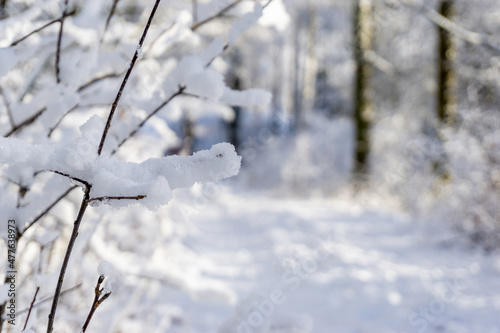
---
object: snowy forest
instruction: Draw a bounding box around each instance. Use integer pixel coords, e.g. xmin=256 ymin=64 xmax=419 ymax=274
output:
xmin=0 ymin=0 xmax=499 ymax=332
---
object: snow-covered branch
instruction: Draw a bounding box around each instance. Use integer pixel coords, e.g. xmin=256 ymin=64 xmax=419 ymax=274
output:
xmin=400 ymin=0 xmax=500 ymax=53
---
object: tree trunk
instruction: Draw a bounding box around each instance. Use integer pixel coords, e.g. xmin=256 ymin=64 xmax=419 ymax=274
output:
xmin=1 ymin=0 xmax=7 ymax=19
xmin=302 ymin=0 xmax=318 ymax=116
xmin=353 ymin=0 xmax=374 ymax=175
xmin=227 ymin=50 xmax=243 ymax=151
xmin=292 ymin=8 xmax=303 ymax=130
xmin=229 ymin=77 xmax=241 ymax=151
xmin=437 ymin=0 xmax=457 ymax=125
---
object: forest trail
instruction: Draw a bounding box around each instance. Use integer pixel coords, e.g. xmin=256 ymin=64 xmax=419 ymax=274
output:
xmin=169 ymin=190 xmax=500 ymax=333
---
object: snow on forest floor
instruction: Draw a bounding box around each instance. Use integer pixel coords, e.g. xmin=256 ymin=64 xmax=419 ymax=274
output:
xmin=135 ymin=188 xmax=500 ymax=333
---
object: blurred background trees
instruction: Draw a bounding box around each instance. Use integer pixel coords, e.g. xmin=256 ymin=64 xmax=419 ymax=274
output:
xmin=223 ymin=0 xmax=500 ymax=246
xmin=1 ymin=0 xmax=499 ymax=244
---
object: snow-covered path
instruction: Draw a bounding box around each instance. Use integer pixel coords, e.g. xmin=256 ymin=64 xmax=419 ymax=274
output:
xmin=163 ymin=190 xmax=500 ymax=333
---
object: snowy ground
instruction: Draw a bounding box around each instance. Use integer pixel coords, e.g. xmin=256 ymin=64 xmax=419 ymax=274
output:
xmin=117 ymin=187 xmax=500 ymax=333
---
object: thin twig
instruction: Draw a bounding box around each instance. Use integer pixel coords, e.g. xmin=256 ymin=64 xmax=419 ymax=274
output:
xmin=51 ymin=170 xmax=91 ymax=187
xmin=47 ymin=104 xmax=78 ymax=138
xmin=22 ymin=186 xmax=78 ymax=235
xmin=0 ymin=86 xmax=14 ymax=128
xmin=22 ymin=287 xmax=40 ymax=331
xmin=55 ymin=0 xmax=70 ymax=83
xmin=4 ymin=107 xmax=46 ymax=137
xmin=144 ymin=22 xmax=176 ymax=55
xmin=46 ymin=185 xmax=91 ymax=333
xmin=89 ymin=195 xmax=146 ymax=203
xmin=78 ymin=72 xmax=123 ymax=92
xmin=10 ymin=10 xmax=76 ymax=47
xmin=97 ymin=0 xmax=163 ymax=156
xmin=50 ymin=103 xmax=128 ymax=137
xmin=112 ymin=86 xmax=185 ymax=153
xmin=16 ymin=284 xmax=82 ymax=315
xmin=202 ymin=0 xmax=276 ymax=67
xmin=263 ymin=0 xmax=273 ymax=9
xmin=82 ymin=275 xmax=111 ymax=332
xmin=191 ymin=0 xmax=243 ymax=31
xmin=102 ymin=0 xmax=121 ymax=42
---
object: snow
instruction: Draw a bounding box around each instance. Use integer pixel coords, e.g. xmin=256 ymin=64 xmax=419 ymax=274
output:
xmin=98 ymin=260 xmax=122 ymax=293
xmin=199 ymin=37 xmax=225 ymax=65
xmin=158 ymin=190 xmax=500 ymax=333
xmin=39 ymin=85 xmax=80 ymax=129
xmin=0 ymin=116 xmax=241 ymax=210
xmin=227 ymin=4 xmax=263 ymax=46
xmin=0 ymin=47 xmax=17 ymax=77
xmin=166 ymin=55 xmax=225 ymax=100
xmin=162 ymin=47 xmax=272 ymax=108
xmin=258 ymin=0 xmax=291 ymax=32
xmin=136 ymin=45 xmax=143 ymax=59
xmin=98 ymin=260 xmax=114 ymax=277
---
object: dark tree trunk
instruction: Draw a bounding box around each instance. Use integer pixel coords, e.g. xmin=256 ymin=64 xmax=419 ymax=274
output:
xmin=229 ymin=77 xmax=241 ymax=151
xmin=227 ymin=50 xmax=243 ymax=151
xmin=437 ymin=0 xmax=457 ymax=125
xmin=353 ymin=0 xmax=374 ymax=176
xmin=1 ymin=0 xmax=7 ymax=19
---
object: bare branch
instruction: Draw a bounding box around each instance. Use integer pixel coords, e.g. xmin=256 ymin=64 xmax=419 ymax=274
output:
xmin=364 ymin=50 xmax=397 ymax=76
xmin=4 ymin=107 xmax=46 ymax=137
xmin=112 ymin=85 xmax=185 ymax=153
xmin=97 ymin=0 xmax=163 ymax=156
xmin=82 ymin=275 xmax=111 ymax=332
xmin=191 ymin=0 xmax=243 ymax=31
xmin=22 ymin=287 xmax=40 ymax=331
xmin=46 ymin=185 xmax=91 ymax=333
xmin=144 ymin=22 xmax=176 ymax=55
xmin=263 ymin=0 xmax=274 ymax=9
xmin=55 ymin=0 xmax=70 ymax=83
xmin=10 ymin=10 xmax=76 ymax=47
xmin=78 ymin=72 xmax=123 ymax=92
xmin=102 ymin=0 xmax=121 ymax=41
xmin=16 ymin=284 xmax=82 ymax=315
xmin=0 ymin=86 xmax=14 ymax=128
xmin=49 ymin=103 xmax=125 ymax=138
xmin=51 ymin=170 xmax=91 ymax=187
xmin=89 ymin=195 xmax=147 ymax=202
xmin=47 ymin=104 xmax=79 ymax=138
xmin=22 ymin=186 xmax=78 ymax=235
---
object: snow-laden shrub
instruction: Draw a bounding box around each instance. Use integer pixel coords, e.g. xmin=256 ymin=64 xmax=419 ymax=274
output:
xmin=0 ymin=0 xmax=273 ymax=331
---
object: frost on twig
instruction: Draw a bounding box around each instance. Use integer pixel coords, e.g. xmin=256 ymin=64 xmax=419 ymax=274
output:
xmin=0 ymin=116 xmax=242 ymax=211
xmin=82 ymin=261 xmax=122 ymax=332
